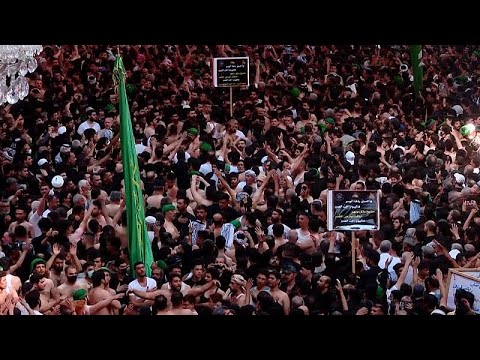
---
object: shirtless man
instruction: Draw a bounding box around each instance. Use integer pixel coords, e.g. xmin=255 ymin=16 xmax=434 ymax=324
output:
xmin=153 ymin=294 xmax=169 ymax=315
xmin=133 ymin=274 xmax=212 ymax=308
xmin=70 ymin=288 xmax=124 ymax=315
xmin=29 ymin=273 xmax=63 ymax=314
xmin=160 ymin=271 xmax=192 ymax=296
xmin=295 ymin=212 xmax=316 ymax=255
xmin=162 ymin=204 xmax=180 ymax=240
xmin=146 ymin=184 xmax=165 ymax=210
xmin=57 ymin=265 xmax=85 ymax=298
xmin=267 ymin=270 xmax=291 ymax=315
xmin=99 ymin=267 xmax=116 ymax=296
xmin=47 ymin=253 xmax=67 ymax=287
xmin=165 ymin=173 xmax=179 ymax=200
xmin=88 ymin=270 xmax=122 ymax=315
xmin=0 ymin=258 xmax=22 ymax=295
xmin=165 ymin=291 xmax=196 ymax=315
xmin=68 ymin=206 xmax=94 ymax=244
xmin=106 ymin=191 xmax=122 ymax=218
xmin=8 ymin=208 xmax=35 ymax=239
xmin=78 ymin=261 xmax=95 ymax=291
xmin=0 ymin=271 xmax=8 ymax=309
xmin=89 ymin=200 xmax=108 ymax=228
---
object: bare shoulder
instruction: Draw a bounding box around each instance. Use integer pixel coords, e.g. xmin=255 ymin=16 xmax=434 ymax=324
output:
xmin=44 ymin=278 xmax=55 ymax=287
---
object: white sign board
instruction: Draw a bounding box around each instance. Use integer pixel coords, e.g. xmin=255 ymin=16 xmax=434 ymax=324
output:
xmin=212 ymin=57 xmax=249 ymax=88
xmin=446 ymin=269 xmax=480 ymax=314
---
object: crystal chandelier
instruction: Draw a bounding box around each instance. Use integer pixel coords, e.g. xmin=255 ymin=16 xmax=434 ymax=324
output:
xmin=0 ymin=45 xmax=43 ymax=105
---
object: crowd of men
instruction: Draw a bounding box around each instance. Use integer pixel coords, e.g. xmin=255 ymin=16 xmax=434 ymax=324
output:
xmin=0 ymin=44 xmax=479 ymax=315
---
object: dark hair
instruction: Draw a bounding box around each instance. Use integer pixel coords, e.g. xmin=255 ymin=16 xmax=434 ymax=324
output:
xmin=153 ymin=295 xmax=168 ymax=312
xmin=14 ymin=225 xmax=27 ymax=238
xmin=133 ymin=261 xmax=144 ymax=270
xmin=455 ymin=288 xmax=475 ymax=307
xmin=91 ymin=270 xmax=106 ymax=287
xmin=25 ymin=289 xmax=41 ymax=309
xmin=171 ymin=290 xmax=184 ymax=307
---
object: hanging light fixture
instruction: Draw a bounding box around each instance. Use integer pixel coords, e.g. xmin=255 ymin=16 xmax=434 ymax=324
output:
xmin=0 ymin=45 xmax=43 ymax=105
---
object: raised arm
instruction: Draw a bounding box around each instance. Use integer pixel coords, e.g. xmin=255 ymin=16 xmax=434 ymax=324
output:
xmin=396 ymin=253 xmax=413 ymax=289
xmin=9 ymin=243 xmax=31 ymax=274
xmin=90 ymin=293 xmax=125 ymax=315
xmin=69 ymin=243 xmax=83 ymax=272
xmin=45 ymin=243 xmax=62 ymax=272
xmin=111 ymin=200 xmax=125 ymax=227
xmin=130 ymin=288 xmax=167 ymax=301
xmin=436 ymin=268 xmax=448 ymax=309
xmin=214 ymin=169 xmax=238 ymax=209
xmin=335 ymin=279 xmax=349 ymax=313
xmin=97 ymin=194 xmax=114 ymax=227
xmin=70 ymin=206 xmax=94 ymax=243
xmin=186 ymin=279 xmax=215 ymax=297
xmin=252 ymin=171 xmax=273 ymax=209
xmin=190 ymin=175 xmax=211 ymax=207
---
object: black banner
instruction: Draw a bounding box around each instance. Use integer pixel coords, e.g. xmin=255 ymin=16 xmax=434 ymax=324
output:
xmin=327 ymin=190 xmax=380 ymax=231
xmin=213 ymin=57 xmax=249 ymax=87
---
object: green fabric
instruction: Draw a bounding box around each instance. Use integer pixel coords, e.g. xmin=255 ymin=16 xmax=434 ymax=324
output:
xmin=460 ymin=125 xmax=472 ymax=136
xmin=393 ymin=75 xmax=404 ymax=86
xmin=156 ymin=260 xmax=167 ymax=270
xmin=114 ymin=56 xmax=154 ymax=278
xmin=30 ymin=258 xmax=46 ymax=272
xmin=325 ymin=117 xmax=335 ymax=125
xmin=200 ymin=142 xmax=213 ymax=152
xmin=187 ymin=128 xmax=198 ymax=136
xmin=318 ymin=123 xmax=328 ymax=134
xmin=420 ymin=118 xmax=435 ymax=129
xmin=162 ymin=204 xmax=176 ymax=213
xmin=72 ymin=288 xmax=87 ymax=301
xmin=125 ymin=83 xmax=137 ymax=96
xmin=105 ymin=104 xmax=115 ymax=113
xmin=291 ymin=87 xmax=301 ymax=98
xmin=230 ymin=219 xmax=241 ymax=229
xmin=410 ymin=45 xmax=423 ymax=98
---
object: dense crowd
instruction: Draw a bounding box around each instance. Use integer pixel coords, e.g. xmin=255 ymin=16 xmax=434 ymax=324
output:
xmin=0 ymin=44 xmax=479 ymax=315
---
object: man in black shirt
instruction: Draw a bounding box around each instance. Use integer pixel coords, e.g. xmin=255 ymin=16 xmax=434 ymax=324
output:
xmin=173 ymin=196 xmax=196 ymax=238
xmin=31 ymin=217 xmax=54 ymax=259
xmin=184 ymin=262 xmax=207 ymax=288
xmin=207 ymin=192 xmax=238 ymax=223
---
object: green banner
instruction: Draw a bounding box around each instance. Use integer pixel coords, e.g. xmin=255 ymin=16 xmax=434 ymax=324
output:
xmin=410 ymin=45 xmax=423 ymax=97
xmin=114 ymin=56 xmax=153 ymax=277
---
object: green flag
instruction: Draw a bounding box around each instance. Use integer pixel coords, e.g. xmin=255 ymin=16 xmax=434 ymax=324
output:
xmin=114 ymin=56 xmax=154 ymax=277
xmin=410 ymin=45 xmax=423 ymax=97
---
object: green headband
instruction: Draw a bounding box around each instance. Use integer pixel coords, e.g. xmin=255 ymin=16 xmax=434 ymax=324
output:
xmin=162 ymin=204 xmax=176 ymax=213
xmin=30 ymin=258 xmax=46 ymax=272
xmin=72 ymin=288 xmax=87 ymax=301
xmin=187 ymin=128 xmax=199 ymax=136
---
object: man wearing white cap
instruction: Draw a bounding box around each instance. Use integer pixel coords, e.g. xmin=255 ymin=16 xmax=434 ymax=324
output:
xmin=236 ymin=170 xmax=257 ymax=192
xmin=345 ymin=151 xmax=355 ymax=166
xmin=453 ymin=173 xmax=466 ymax=188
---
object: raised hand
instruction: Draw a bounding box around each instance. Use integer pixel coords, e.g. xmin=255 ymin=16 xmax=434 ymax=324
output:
xmin=255 ymin=226 xmax=265 ymax=238
xmin=53 ymin=243 xmax=61 ymax=256
xmin=335 ymin=279 xmax=344 ymax=292
xmin=246 ymin=278 xmax=254 ymax=291
xmin=69 ymin=243 xmax=77 ymax=257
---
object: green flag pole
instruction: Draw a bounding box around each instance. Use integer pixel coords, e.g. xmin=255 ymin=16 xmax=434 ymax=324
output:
xmin=113 ymin=55 xmax=154 ymax=277
xmin=410 ymin=45 xmax=423 ymax=98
